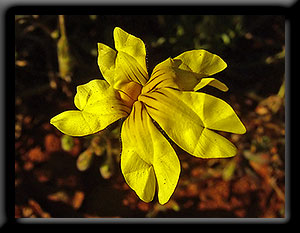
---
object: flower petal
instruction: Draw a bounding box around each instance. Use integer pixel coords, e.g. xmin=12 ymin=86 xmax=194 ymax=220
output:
xmin=121 ymin=101 xmax=180 ymax=204
xmin=114 ymin=27 xmax=148 ymax=77
xmin=191 ymin=92 xmax=246 ymax=134
xmin=97 ymin=43 xmax=118 ymax=86
xmin=97 ymin=27 xmax=149 ymax=88
xmin=116 ymin=51 xmax=148 ymax=86
xmin=193 ymin=77 xmax=228 ymax=92
xmin=174 ymin=49 xmax=227 ymax=78
xmin=51 ymin=79 xmax=129 ymax=136
xmin=150 ymin=55 xmax=228 ymax=92
xmin=121 ymin=148 xmax=156 ymax=203
xmin=139 ymin=88 xmax=245 ymax=158
xmin=50 ymin=110 xmax=101 ymax=136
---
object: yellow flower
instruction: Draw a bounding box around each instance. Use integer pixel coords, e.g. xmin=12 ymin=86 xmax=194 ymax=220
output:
xmin=50 ymin=27 xmax=246 ymax=205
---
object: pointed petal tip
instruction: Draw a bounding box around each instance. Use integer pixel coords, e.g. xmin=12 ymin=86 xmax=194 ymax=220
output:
xmin=114 ymin=26 xmax=122 ymax=32
xmin=239 ymin=124 xmax=247 ymax=134
xmin=216 ymin=54 xmax=227 ymax=71
xmin=230 ymin=121 xmax=247 ymax=135
xmin=113 ymin=27 xmax=126 ymax=39
xmin=233 ymin=119 xmax=247 ymax=135
xmin=221 ymin=82 xmax=229 ymax=92
xmin=49 ymin=116 xmax=57 ymax=125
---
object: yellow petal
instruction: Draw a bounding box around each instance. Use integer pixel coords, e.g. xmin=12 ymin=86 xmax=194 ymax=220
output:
xmin=121 ymin=148 xmax=156 ymax=203
xmin=174 ymin=49 xmax=227 ymax=77
xmin=150 ymin=55 xmax=228 ymax=92
xmin=50 ymin=110 xmax=100 ymax=136
xmin=193 ymin=77 xmax=228 ymax=92
xmin=114 ymin=27 xmax=148 ymax=78
xmin=192 ymin=92 xmax=246 ymax=134
xmin=97 ymin=43 xmax=118 ymax=87
xmin=51 ymin=79 xmax=129 ymax=136
xmin=116 ymin=51 xmax=148 ymax=86
xmin=142 ymin=62 xmax=179 ymax=94
xmin=139 ymin=88 xmax=246 ymax=158
xmin=97 ymin=27 xmax=149 ymax=88
xmin=74 ymin=79 xmax=107 ymax=110
xmin=192 ymin=128 xmax=237 ymax=158
xmin=121 ymin=101 xmax=180 ymax=204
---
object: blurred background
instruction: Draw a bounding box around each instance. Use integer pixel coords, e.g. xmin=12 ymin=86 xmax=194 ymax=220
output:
xmin=15 ymin=15 xmax=285 ymax=218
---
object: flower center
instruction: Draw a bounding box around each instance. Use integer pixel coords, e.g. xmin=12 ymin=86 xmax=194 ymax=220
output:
xmin=118 ymin=81 xmax=142 ymax=108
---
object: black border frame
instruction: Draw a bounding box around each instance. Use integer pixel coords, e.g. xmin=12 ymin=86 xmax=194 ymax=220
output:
xmin=5 ymin=3 xmax=296 ymax=227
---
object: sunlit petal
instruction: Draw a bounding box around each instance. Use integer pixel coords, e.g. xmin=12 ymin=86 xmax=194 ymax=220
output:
xmin=50 ymin=110 xmax=100 ymax=136
xmin=193 ymin=77 xmax=228 ymax=92
xmin=121 ymin=101 xmax=180 ymax=204
xmin=97 ymin=28 xmax=149 ymax=88
xmin=51 ymin=79 xmax=129 ymax=136
xmin=97 ymin=43 xmax=118 ymax=86
xmin=114 ymin=27 xmax=148 ymax=78
xmin=174 ymin=49 xmax=227 ymax=77
xmin=139 ymin=88 xmax=245 ymax=158
xmin=150 ymin=53 xmax=228 ymax=92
